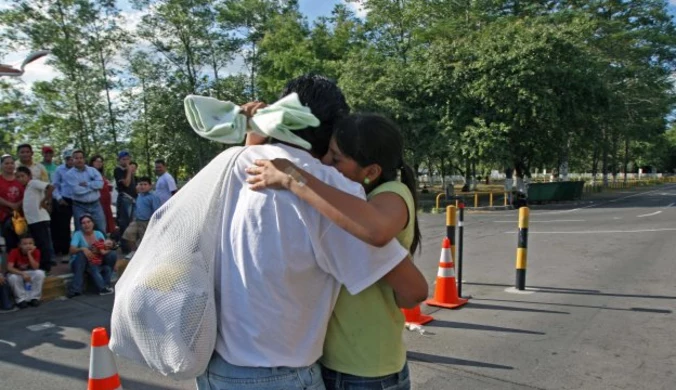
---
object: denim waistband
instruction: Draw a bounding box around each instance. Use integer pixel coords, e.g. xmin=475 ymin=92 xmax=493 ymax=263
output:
xmin=73 ymin=199 xmax=99 ymax=206
xmin=321 ymin=361 xmax=409 ymax=386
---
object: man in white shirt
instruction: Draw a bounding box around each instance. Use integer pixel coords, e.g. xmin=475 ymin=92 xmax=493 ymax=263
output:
xmin=196 ymin=75 xmax=427 ymax=390
xmin=15 ymin=166 xmax=53 ymax=272
xmin=153 ymin=159 xmax=177 ymax=205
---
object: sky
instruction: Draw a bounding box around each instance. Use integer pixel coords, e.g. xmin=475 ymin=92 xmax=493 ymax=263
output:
xmin=0 ymin=0 xmax=366 ymax=87
xmin=0 ymin=0 xmax=673 ymax=89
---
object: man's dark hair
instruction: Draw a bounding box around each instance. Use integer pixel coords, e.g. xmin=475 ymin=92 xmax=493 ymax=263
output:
xmin=154 ymin=159 xmax=166 ymax=166
xmin=138 ymin=176 xmax=152 ymax=184
xmin=276 ymin=74 xmax=350 ymax=158
xmin=16 ymin=166 xmax=32 ymax=177
xmin=72 ymin=149 xmax=85 ymax=158
xmin=17 ymin=143 xmax=32 ymax=153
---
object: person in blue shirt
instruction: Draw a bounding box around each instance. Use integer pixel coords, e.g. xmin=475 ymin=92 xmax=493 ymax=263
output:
xmin=64 ymin=150 xmax=106 ymax=233
xmin=51 ymin=149 xmax=74 ymax=256
xmin=122 ymin=176 xmax=160 ymax=259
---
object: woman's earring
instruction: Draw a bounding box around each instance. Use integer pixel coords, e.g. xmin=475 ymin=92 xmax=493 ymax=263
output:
xmin=364 ymin=177 xmax=371 ymax=185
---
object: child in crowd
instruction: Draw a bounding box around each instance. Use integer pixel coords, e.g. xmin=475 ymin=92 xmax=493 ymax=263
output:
xmin=122 ymin=177 xmax=160 ymax=259
xmin=87 ymin=238 xmax=116 ymax=296
xmin=15 ymin=166 xmax=54 ymax=272
xmin=6 ymin=235 xmax=45 ymax=308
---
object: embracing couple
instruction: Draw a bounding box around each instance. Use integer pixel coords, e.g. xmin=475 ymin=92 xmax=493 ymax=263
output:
xmin=197 ymin=74 xmax=428 ymax=390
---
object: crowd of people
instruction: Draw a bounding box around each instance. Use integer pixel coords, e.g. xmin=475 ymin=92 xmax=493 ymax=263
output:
xmin=0 ymin=145 xmax=177 ymax=311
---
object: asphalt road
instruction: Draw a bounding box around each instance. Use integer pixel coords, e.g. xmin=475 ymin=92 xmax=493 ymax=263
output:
xmin=406 ymin=184 xmax=676 ymax=389
xmin=1 ymin=184 xmax=674 ymax=390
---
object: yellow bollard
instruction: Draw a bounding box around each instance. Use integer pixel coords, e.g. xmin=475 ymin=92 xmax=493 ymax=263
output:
xmin=489 ymin=192 xmax=494 ymax=208
xmin=446 ymin=206 xmax=457 ymax=262
xmin=435 ymin=193 xmax=444 ymax=212
xmin=515 ymin=207 xmax=529 ymax=290
xmin=504 ymin=192 xmax=508 ymax=207
xmin=455 ymin=199 xmax=459 ymax=208
xmin=474 ymin=192 xmax=479 ymax=208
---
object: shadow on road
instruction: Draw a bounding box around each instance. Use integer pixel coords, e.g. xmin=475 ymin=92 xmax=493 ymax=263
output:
xmin=0 ymin=296 xmax=186 ymax=389
xmin=465 ymin=282 xmax=676 ymax=300
xmin=473 ymin=298 xmax=672 ymax=315
xmin=407 ymin=351 xmax=513 ymax=370
xmin=460 ymin=301 xmax=569 ymax=315
xmin=427 ymin=320 xmax=545 ymax=335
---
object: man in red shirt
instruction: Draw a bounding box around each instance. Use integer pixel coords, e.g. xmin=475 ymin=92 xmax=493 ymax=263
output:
xmin=6 ymin=235 xmax=45 ymax=308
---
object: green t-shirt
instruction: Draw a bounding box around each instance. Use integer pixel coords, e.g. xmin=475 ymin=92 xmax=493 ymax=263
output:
xmin=43 ymin=162 xmax=57 ymax=182
xmin=321 ymin=180 xmax=415 ymax=377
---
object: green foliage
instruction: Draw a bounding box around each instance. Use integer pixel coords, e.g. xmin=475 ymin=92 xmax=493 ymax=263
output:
xmin=1 ymin=0 xmax=675 ymax=181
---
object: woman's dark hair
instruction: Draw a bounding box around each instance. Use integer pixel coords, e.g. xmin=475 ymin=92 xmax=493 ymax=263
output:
xmin=0 ymin=154 xmax=13 ymax=163
xmin=89 ymin=154 xmax=104 ymax=174
xmin=79 ymin=214 xmax=94 ymax=224
xmin=333 ymin=113 xmax=422 ymax=254
xmin=276 ymin=74 xmax=350 ymax=158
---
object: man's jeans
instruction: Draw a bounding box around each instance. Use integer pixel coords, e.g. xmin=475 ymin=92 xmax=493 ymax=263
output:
xmin=321 ymin=362 xmax=410 ymax=390
xmin=196 ymin=353 xmax=325 ymax=390
xmin=72 ymin=200 xmax=106 ymax=233
xmin=116 ymin=195 xmax=134 ymax=252
xmin=69 ymin=252 xmax=117 ymax=295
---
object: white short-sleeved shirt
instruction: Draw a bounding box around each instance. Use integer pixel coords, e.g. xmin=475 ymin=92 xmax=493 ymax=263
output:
xmin=215 ymin=144 xmax=408 ymax=368
xmin=155 ymin=172 xmax=177 ymax=205
xmin=23 ymin=179 xmax=51 ymax=224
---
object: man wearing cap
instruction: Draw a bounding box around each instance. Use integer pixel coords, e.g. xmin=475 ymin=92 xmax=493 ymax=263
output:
xmin=41 ymin=146 xmax=57 ymax=182
xmin=16 ymin=144 xmax=49 ymax=183
xmin=51 ymin=149 xmax=74 ymax=256
xmin=113 ymin=151 xmax=136 ymax=253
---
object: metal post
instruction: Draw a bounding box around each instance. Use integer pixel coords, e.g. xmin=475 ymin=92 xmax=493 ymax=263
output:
xmin=474 ymin=192 xmax=478 ymax=208
xmin=435 ymin=193 xmax=444 ymax=212
xmin=457 ymin=201 xmax=465 ymax=298
xmin=489 ymin=192 xmax=494 ymax=208
xmin=515 ymin=207 xmax=529 ymax=290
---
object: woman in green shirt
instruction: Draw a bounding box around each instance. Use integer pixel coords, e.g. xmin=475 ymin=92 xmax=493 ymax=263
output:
xmin=246 ymin=113 xmax=423 ymax=390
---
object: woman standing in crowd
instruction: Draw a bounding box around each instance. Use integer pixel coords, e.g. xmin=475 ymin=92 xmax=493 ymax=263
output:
xmin=0 ymin=154 xmax=25 ymax=252
xmin=90 ymin=155 xmax=116 ymax=235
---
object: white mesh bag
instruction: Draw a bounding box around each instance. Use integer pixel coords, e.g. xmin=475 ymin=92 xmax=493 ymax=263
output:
xmin=109 ymin=146 xmax=246 ymax=380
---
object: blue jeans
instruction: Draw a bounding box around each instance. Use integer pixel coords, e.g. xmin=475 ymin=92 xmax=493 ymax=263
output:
xmin=87 ymin=263 xmax=112 ymax=292
xmin=196 ymin=353 xmax=325 ymax=390
xmin=69 ymin=251 xmax=117 ymax=294
xmin=321 ymin=362 xmax=410 ymax=390
xmin=72 ymin=200 xmax=106 ymax=233
xmin=116 ymin=195 xmax=134 ymax=252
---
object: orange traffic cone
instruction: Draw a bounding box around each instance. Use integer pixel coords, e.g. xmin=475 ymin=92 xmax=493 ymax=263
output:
xmin=425 ymin=237 xmax=468 ymax=309
xmin=401 ymin=305 xmax=434 ymax=325
xmin=88 ymin=327 xmax=123 ymax=390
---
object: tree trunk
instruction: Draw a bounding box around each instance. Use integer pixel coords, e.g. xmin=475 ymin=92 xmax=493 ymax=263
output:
xmin=141 ymin=77 xmax=152 ymax=177
xmin=98 ymin=44 xmax=118 ymax=149
xmin=250 ymin=40 xmax=257 ymax=99
xmin=591 ymin=144 xmax=599 ymax=184
xmin=623 ymin=137 xmax=630 ymax=183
